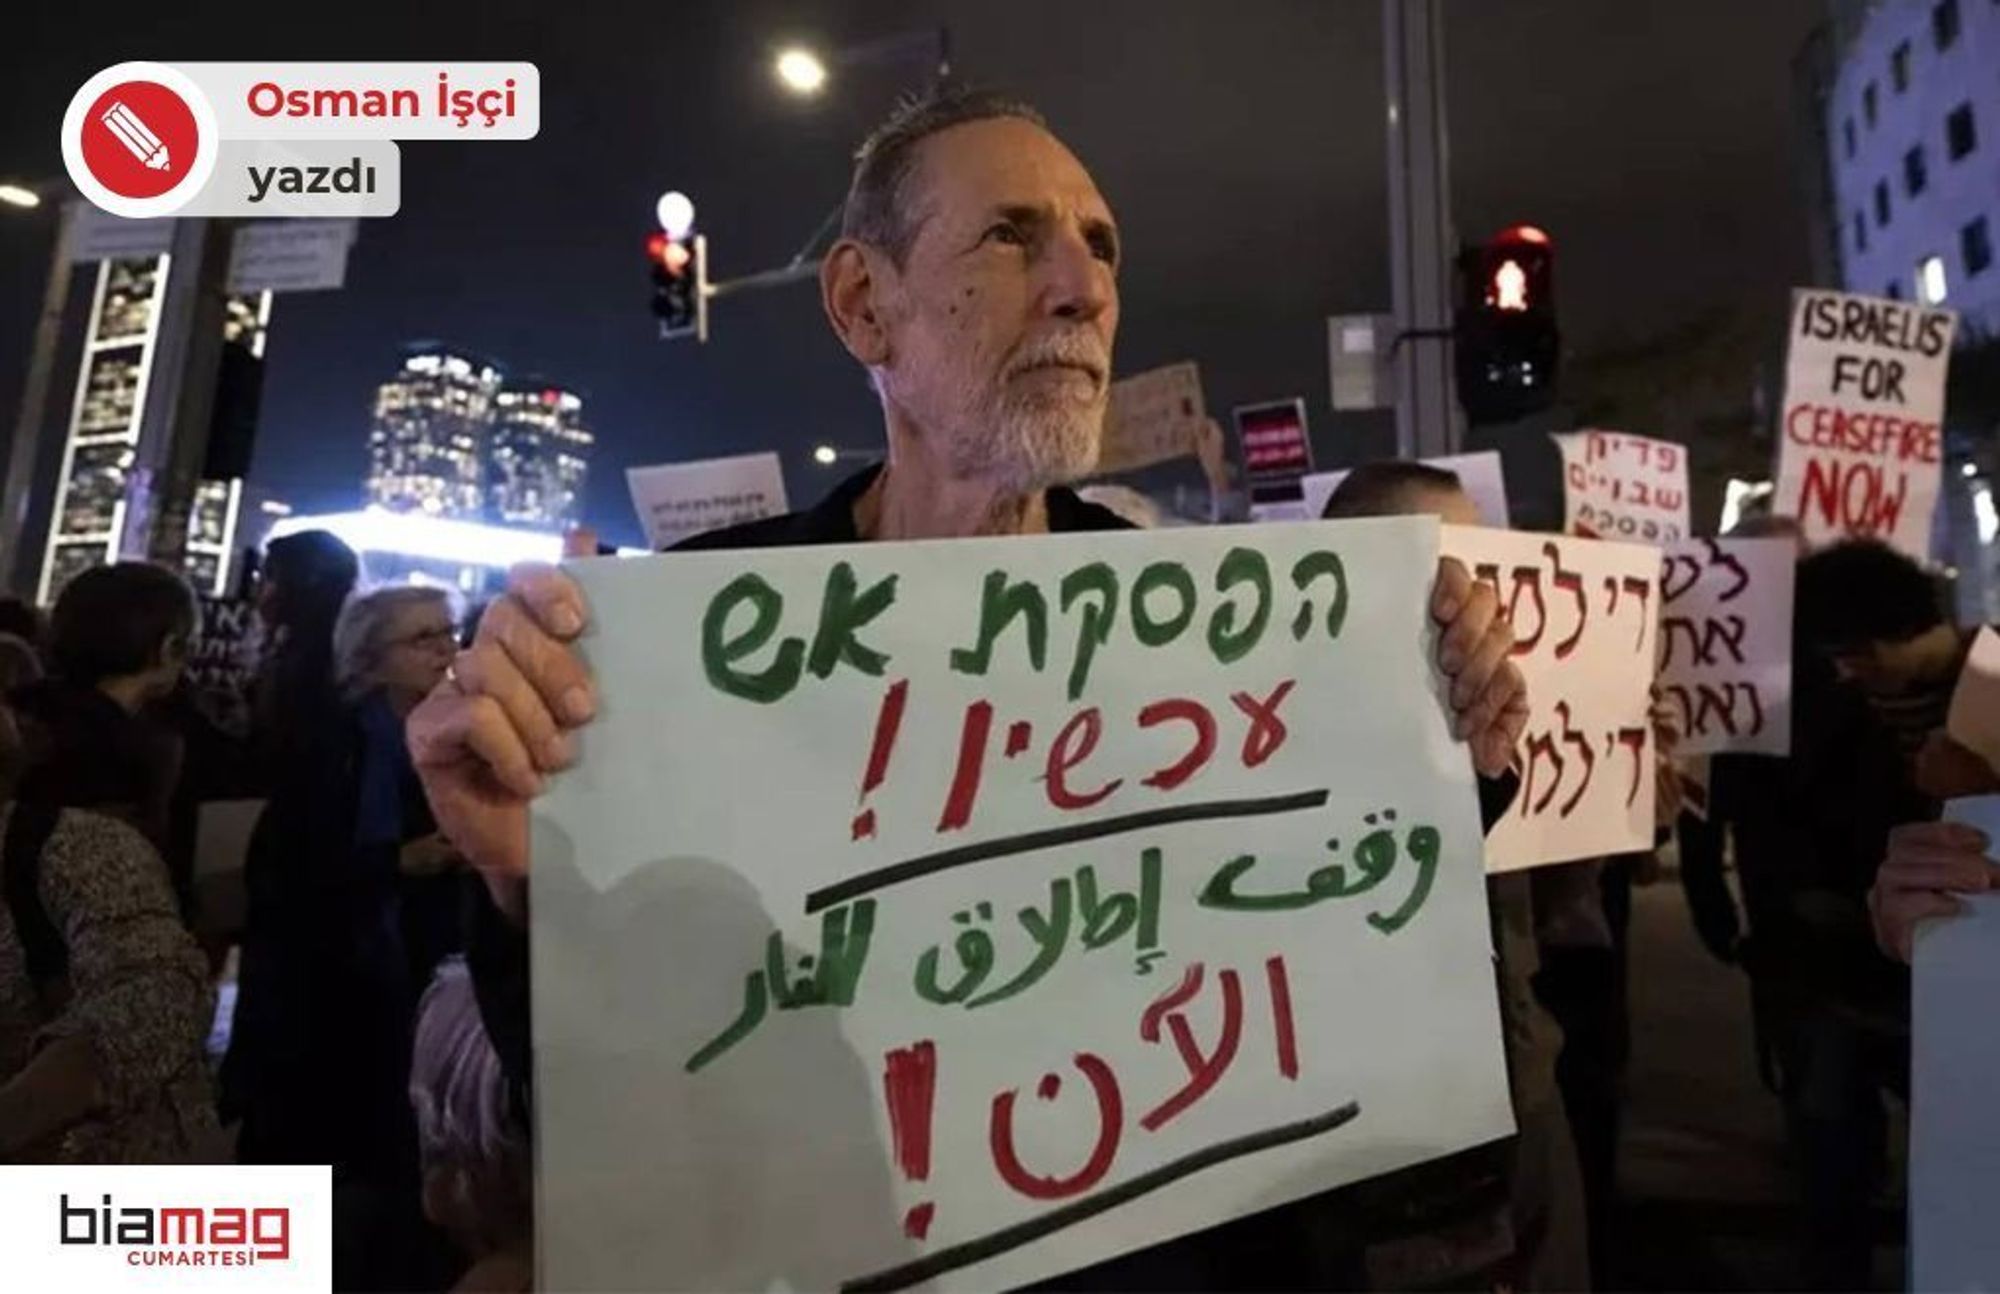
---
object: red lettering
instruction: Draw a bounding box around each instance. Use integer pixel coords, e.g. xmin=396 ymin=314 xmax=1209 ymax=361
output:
xmin=1231 ymin=680 xmax=1297 ymax=769
xmin=989 ymin=1054 xmax=1123 ymax=1200
xmin=1137 ymin=698 xmax=1217 ymax=791
xmin=936 ymin=701 xmax=994 ymax=832
xmin=1044 ymin=708 xmax=1123 ymax=810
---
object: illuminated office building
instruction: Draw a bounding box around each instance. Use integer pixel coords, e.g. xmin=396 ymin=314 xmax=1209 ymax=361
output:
xmin=364 ymin=345 xmax=501 ymax=519
xmin=489 ymin=382 xmax=591 ymax=528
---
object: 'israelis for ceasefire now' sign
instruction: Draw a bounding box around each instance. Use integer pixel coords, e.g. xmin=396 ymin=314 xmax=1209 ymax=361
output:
xmin=1775 ymin=289 xmax=1956 ymax=559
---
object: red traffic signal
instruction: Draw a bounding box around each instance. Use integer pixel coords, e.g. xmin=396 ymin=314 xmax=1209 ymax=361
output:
xmin=1455 ymin=224 xmax=1559 ymax=424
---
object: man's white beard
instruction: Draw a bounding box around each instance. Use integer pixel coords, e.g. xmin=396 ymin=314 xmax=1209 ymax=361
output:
xmin=950 ymin=391 xmax=1105 ymax=493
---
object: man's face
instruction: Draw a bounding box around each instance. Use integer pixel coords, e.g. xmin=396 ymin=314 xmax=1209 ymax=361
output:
xmin=873 ymin=117 xmax=1120 ymax=492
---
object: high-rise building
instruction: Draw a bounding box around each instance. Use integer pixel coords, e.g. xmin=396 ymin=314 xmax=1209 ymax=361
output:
xmin=489 ymin=382 xmax=592 ymax=528
xmin=1809 ymin=0 xmax=1999 ymax=330
xmin=364 ymin=345 xmax=502 ymax=518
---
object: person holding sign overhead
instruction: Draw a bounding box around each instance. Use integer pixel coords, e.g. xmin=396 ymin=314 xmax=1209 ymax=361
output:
xmin=408 ymin=87 xmax=1529 ymax=1287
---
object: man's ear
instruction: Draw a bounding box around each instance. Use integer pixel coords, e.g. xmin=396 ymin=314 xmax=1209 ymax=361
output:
xmin=821 ymin=239 xmax=891 ymax=368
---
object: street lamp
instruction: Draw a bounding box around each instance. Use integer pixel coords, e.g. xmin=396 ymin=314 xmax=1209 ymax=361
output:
xmin=655 ymin=190 xmax=696 ymax=240
xmin=0 ymin=184 xmax=40 ymax=209
xmin=812 ymin=444 xmax=838 ymax=466
xmin=775 ymin=48 xmax=829 ymax=96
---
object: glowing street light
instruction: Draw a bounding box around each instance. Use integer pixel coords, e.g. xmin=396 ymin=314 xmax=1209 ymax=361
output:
xmin=775 ymin=48 xmax=829 ymax=95
xmin=655 ymin=190 xmax=696 ymax=240
xmin=0 ymin=184 xmax=40 ymax=209
xmin=813 ymin=444 xmax=838 ymax=466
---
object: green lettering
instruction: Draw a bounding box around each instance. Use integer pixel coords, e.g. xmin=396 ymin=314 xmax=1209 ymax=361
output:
xmin=949 ymin=570 xmax=1048 ymax=676
xmin=1207 ymin=546 xmax=1271 ymax=664
xmin=701 ymin=573 xmax=805 ymax=704
xmin=1289 ymin=551 xmax=1348 ymax=642
xmin=1130 ymin=561 xmax=1196 ymax=648
xmin=807 ymin=561 xmax=898 ymax=680
xmin=1059 ymin=562 xmax=1118 ymax=700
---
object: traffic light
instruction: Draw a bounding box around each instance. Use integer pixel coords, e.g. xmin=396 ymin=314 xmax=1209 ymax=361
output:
xmin=647 ymin=228 xmax=707 ymax=342
xmin=1455 ymin=224 xmax=1558 ymax=425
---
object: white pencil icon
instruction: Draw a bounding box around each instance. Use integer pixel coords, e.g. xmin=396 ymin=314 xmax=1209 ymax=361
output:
xmin=101 ymin=101 xmax=170 ymax=171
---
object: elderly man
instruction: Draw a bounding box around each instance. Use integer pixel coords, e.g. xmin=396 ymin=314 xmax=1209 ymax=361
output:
xmin=410 ymin=88 xmax=1528 ymax=1283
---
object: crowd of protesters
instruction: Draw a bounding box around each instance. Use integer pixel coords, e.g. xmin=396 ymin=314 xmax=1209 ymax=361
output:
xmin=4 ymin=84 xmax=1997 ymax=1294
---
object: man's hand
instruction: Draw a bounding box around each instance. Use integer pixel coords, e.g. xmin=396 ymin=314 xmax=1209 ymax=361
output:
xmin=1868 ymin=821 xmax=2000 ymax=962
xmin=406 ymin=562 xmax=596 ymax=918
xmin=1431 ymin=558 xmax=1529 ymax=779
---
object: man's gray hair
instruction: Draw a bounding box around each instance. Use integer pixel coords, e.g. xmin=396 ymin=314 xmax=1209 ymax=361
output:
xmin=333 ymin=584 xmax=454 ymax=699
xmin=842 ymin=86 xmax=1049 ymax=266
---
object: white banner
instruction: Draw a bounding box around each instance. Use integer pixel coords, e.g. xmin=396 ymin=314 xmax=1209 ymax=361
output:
xmin=530 ymin=520 xmax=1512 ymax=1290
xmin=227 ymin=218 xmax=355 ymax=292
xmin=1301 ymin=452 xmax=1512 ymax=528
xmin=1775 ymin=288 xmax=1957 ymax=558
xmin=626 ymin=452 xmax=789 ymax=551
xmin=1657 ymin=538 xmax=1794 ymax=757
xmin=1441 ymin=526 xmax=1659 ymax=871
xmin=1552 ymin=430 xmax=1689 ymax=543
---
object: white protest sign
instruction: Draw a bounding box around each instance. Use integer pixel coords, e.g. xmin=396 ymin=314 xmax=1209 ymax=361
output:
xmin=531 ymin=520 xmax=1514 ymax=1291
xmin=1441 ymin=526 xmax=1659 ymax=871
xmin=1775 ymin=289 xmax=1957 ymax=559
xmin=227 ymin=218 xmax=356 ymax=293
xmin=1552 ymin=430 xmax=1689 ymax=543
xmin=1911 ymin=796 xmax=2000 ymax=1292
xmin=1657 ymin=538 xmax=1795 ymax=757
xmin=1946 ymin=627 xmax=2000 ymax=778
xmin=626 ymin=452 xmax=788 ymax=551
xmin=1096 ymin=362 xmax=1206 ymax=475
xmin=1302 ymin=452 xmax=1513 ymax=528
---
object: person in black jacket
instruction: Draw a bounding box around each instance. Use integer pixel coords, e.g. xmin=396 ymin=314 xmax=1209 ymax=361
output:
xmin=412 ymin=87 xmax=1533 ymax=1288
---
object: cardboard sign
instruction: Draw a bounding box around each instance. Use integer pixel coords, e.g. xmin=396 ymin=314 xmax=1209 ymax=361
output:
xmin=1552 ymin=430 xmax=1689 ymax=543
xmin=1656 ymin=538 xmax=1795 ymax=757
xmin=627 ymin=452 xmax=789 ymax=551
xmin=1911 ymin=796 xmax=2000 ymax=1291
xmin=1302 ymin=452 xmax=1513 ymax=527
xmin=1441 ymin=526 xmax=1659 ymax=871
xmin=1233 ymin=399 xmax=1314 ymax=497
xmin=1096 ymin=362 xmax=1207 ymax=475
xmin=530 ymin=521 xmax=1513 ymax=1290
xmin=1775 ymin=289 xmax=1957 ymax=558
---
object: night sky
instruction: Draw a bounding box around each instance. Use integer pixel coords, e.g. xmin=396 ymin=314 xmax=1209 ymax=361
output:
xmin=2 ymin=0 xmax=1827 ymax=548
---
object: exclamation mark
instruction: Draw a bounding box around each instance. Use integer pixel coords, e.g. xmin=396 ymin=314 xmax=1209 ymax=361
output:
xmin=883 ymin=1040 xmax=937 ymax=1240
xmin=852 ymin=679 xmax=910 ymax=840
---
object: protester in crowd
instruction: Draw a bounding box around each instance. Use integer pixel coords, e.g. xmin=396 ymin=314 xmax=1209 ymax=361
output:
xmin=409 ymin=958 xmax=533 ymax=1292
xmin=0 ymin=633 xmax=40 ymax=693
xmin=250 ymin=529 xmax=360 ymax=766
xmin=0 ymin=697 xmax=219 ymax=1162
xmin=334 ymin=586 xmax=467 ymax=994
xmin=7 ymin=564 xmax=196 ymax=891
xmin=1678 ymin=535 xmax=1944 ymax=1288
xmin=0 ymin=596 xmax=44 ymax=654
xmin=409 ymin=88 xmax=1530 ymax=1289
xmin=1311 ymin=459 xmax=1589 ymax=1290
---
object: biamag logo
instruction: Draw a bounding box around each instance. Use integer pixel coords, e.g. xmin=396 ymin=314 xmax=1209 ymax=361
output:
xmin=0 ymin=1165 xmax=331 ymax=1290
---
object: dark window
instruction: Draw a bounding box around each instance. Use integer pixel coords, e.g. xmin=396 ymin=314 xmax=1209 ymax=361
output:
xmin=1934 ymin=0 xmax=1960 ymax=48
xmin=1886 ymin=279 xmax=1903 ymax=300
xmin=1948 ymin=103 xmax=1977 ymax=160
xmin=1865 ymin=82 xmax=1879 ymax=127
xmin=1892 ymin=41 xmax=1911 ymax=91
xmin=1856 ymin=210 xmax=1869 ymax=253
xmin=1966 ymin=217 xmax=1994 ymax=277
xmin=1876 ymin=179 xmax=1892 ymax=226
xmin=1845 ymin=117 xmax=1858 ymax=157
xmin=1905 ymin=145 xmax=1928 ymax=196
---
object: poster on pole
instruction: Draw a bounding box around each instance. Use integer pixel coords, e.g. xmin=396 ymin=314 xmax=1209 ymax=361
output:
xmin=1301 ymin=452 xmax=1513 ymax=527
xmin=1774 ymin=289 xmax=1957 ymax=559
xmin=1656 ymin=538 xmax=1794 ymax=757
xmin=1552 ymin=430 xmax=1690 ymax=543
xmin=1233 ymin=399 xmax=1314 ymax=499
xmin=627 ymin=452 xmax=789 ymax=551
xmin=530 ymin=520 xmax=1514 ymax=1291
xmin=1096 ymin=362 xmax=1207 ymax=476
xmin=1440 ymin=526 xmax=1659 ymax=871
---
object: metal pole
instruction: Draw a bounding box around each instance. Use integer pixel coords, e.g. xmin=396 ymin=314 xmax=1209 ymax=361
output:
xmin=1383 ymin=0 xmax=1461 ymax=459
xmin=1 ymin=201 xmax=78 ymax=596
